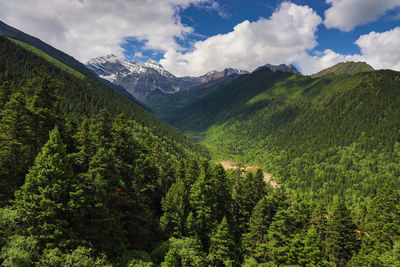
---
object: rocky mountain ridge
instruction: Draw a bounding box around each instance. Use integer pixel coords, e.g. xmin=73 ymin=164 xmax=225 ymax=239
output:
xmin=254 ymin=63 xmax=301 ymax=75
xmin=86 ymin=55 xmax=302 ymax=100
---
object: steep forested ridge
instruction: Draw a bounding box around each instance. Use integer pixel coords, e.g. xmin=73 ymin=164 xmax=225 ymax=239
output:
xmin=0 ymin=20 xmax=95 ymax=78
xmin=1 ymin=26 xmax=400 ymax=266
xmin=0 ymin=35 xmax=206 ymax=155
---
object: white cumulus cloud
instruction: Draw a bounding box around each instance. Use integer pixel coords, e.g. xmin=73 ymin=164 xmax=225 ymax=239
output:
xmin=0 ymin=0 xmax=210 ymax=62
xmin=324 ymin=0 xmax=400 ymax=31
xmin=160 ymin=2 xmax=322 ymax=76
xmin=298 ymin=27 xmax=400 ymax=74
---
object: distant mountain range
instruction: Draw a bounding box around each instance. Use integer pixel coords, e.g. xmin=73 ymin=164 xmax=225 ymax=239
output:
xmin=86 ymin=54 xmax=251 ymax=99
xmin=85 ymin=55 xmax=305 ymax=101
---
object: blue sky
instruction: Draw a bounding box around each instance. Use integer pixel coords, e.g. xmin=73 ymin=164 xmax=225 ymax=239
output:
xmin=122 ymin=0 xmax=400 ymax=75
xmin=1 ymin=0 xmax=400 ymax=76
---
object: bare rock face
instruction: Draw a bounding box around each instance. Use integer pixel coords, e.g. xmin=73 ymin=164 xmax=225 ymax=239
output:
xmin=254 ymin=63 xmax=301 ymax=75
xmin=199 ymin=68 xmax=250 ymax=83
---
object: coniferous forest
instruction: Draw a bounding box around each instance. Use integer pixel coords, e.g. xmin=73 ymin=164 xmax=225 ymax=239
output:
xmin=1 ymin=28 xmax=400 ymax=267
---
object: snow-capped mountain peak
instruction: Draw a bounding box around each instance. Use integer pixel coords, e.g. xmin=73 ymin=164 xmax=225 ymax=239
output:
xmin=86 ymin=55 xmax=186 ymax=98
xmin=87 ymin=54 xmax=119 ymax=65
xmin=86 ymin=55 xmax=249 ymax=99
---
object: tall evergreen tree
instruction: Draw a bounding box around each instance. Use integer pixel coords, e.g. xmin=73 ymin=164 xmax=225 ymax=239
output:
xmin=24 ymin=69 xmax=60 ymax=149
xmin=0 ymin=93 xmax=34 ymax=203
xmin=0 ymin=81 xmax=12 ymax=110
xmin=207 ymin=217 xmax=237 ymax=267
xmin=212 ymin=164 xmax=232 ymax=223
xmin=189 ymin=160 xmax=217 ymax=248
xmin=232 ymin=170 xmax=267 ymax=238
xmin=13 ymin=127 xmax=80 ymax=248
xmin=160 ymin=175 xmax=190 ymax=237
xmin=79 ymin=147 xmax=126 ymax=257
xmin=71 ymin=118 xmax=93 ymax=174
xmin=91 ymin=109 xmax=112 ymax=151
xmin=326 ymin=200 xmax=360 ymax=266
xmin=243 ymin=197 xmax=278 ymax=260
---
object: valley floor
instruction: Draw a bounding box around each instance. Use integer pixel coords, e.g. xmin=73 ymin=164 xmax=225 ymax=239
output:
xmin=217 ymin=160 xmax=280 ymax=188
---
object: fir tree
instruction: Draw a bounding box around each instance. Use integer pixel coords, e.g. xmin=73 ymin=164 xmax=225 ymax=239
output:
xmin=161 ymin=237 xmax=206 ymax=267
xmin=326 ymin=200 xmax=359 ymax=266
xmin=24 ymin=69 xmax=60 ymax=149
xmin=243 ymin=197 xmax=276 ymax=260
xmin=232 ymin=171 xmax=267 ymax=238
xmin=213 ymin=164 xmax=233 ymax=223
xmin=71 ymin=118 xmax=93 ymax=174
xmin=13 ymin=127 xmax=80 ymax=248
xmin=91 ymin=109 xmax=112 ymax=151
xmin=0 ymin=93 xmax=34 ymax=203
xmin=207 ymin=217 xmax=237 ymax=267
xmin=80 ymin=147 xmax=125 ymax=257
xmin=160 ymin=175 xmax=190 ymax=237
xmin=189 ymin=160 xmax=217 ymax=248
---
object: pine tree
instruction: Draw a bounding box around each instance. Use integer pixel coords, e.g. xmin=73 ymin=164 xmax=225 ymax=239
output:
xmin=0 ymin=81 xmax=12 ymax=110
xmin=24 ymin=69 xmax=60 ymax=149
xmin=243 ymin=197 xmax=276 ymax=259
xmin=160 ymin=175 xmax=189 ymax=237
xmin=267 ymin=204 xmax=309 ymax=265
xmin=0 ymin=93 xmax=34 ymax=203
xmin=91 ymin=109 xmax=112 ymax=151
xmin=186 ymin=159 xmax=200 ymax=187
xmin=207 ymin=217 xmax=237 ymax=267
xmin=13 ymin=127 xmax=80 ymax=248
xmin=71 ymin=118 xmax=93 ymax=174
xmin=365 ymin=186 xmax=400 ymax=249
xmin=111 ymin=114 xmax=160 ymax=249
xmin=232 ymin=171 xmax=267 ymax=238
xmin=213 ymin=164 xmax=232 ymax=223
xmin=302 ymin=227 xmax=328 ymax=265
xmin=326 ymin=200 xmax=359 ymax=266
xmin=189 ymin=160 xmax=217 ymax=248
xmin=79 ymin=147 xmax=125 ymax=256
xmin=161 ymin=237 xmax=206 ymax=267
xmin=186 ymin=212 xmax=197 ymax=238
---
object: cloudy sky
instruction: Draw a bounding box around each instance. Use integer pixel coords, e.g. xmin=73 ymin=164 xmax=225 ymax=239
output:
xmin=1 ymin=0 xmax=400 ymax=76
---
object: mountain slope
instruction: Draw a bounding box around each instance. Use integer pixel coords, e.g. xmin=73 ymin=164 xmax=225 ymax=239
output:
xmin=0 ymin=20 xmax=142 ymax=104
xmin=0 ymin=27 xmax=216 ymax=262
xmin=143 ymin=69 xmax=249 ymax=119
xmin=311 ymin=61 xmax=373 ymax=78
xmin=143 ymin=64 xmax=299 ymax=126
xmin=0 ymin=20 xmax=95 ymax=78
xmin=0 ymin=35 xmax=207 ymax=157
xmin=160 ymin=63 xmax=400 ymax=201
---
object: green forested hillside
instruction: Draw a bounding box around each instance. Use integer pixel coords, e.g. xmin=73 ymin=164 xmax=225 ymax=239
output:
xmin=161 ymin=66 xmax=400 ymax=204
xmin=8 ymin=38 xmax=85 ymax=79
xmin=311 ymin=61 xmax=373 ymax=78
xmin=145 ymin=64 xmax=400 ymax=265
xmin=143 ymin=74 xmax=247 ymax=123
xmin=0 ymin=20 xmax=95 ymax=78
xmin=0 ymin=35 xmax=206 ymax=156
